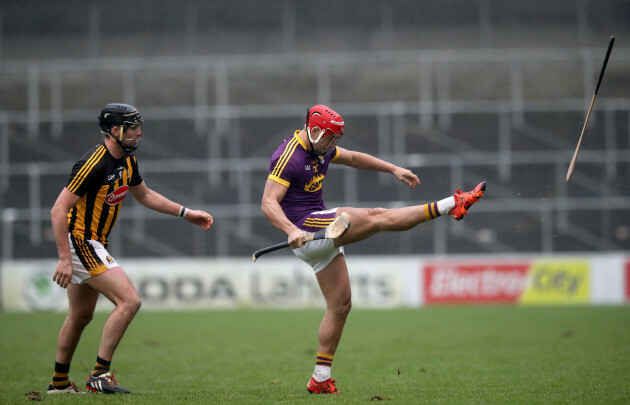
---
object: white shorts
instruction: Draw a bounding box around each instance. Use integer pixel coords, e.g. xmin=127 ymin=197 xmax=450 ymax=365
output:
xmin=68 ymin=234 xmax=120 ymax=284
xmin=292 ymin=238 xmax=344 ymax=273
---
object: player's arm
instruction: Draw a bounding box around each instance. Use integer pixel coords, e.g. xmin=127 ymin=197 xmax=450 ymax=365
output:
xmin=129 ymin=181 xmax=213 ymax=230
xmin=261 ymin=178 xmax=307 ymax=248
xmin=333 ymin=146 xmax=420 ymax=188
xmin=50 ymin=188 xmax=80 ymax=288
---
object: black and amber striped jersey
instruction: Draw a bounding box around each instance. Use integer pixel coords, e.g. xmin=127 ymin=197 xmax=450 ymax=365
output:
xmin=66 ymin=143 xmax=142 ymax=246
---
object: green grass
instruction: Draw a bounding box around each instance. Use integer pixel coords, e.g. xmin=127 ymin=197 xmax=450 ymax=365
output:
xmin=1 ymin=306 xmax=629 ymax=404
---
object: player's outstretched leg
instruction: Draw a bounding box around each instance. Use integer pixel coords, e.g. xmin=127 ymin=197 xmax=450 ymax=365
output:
xmin=335 ymin=181 xmax=487 ymax=246
xmin=448 ymin=181 xmax=486 ymax=221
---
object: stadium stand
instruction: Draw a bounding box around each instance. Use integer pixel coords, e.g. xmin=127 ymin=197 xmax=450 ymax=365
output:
xmin=1 ymin=0 xmax=630 ymax=258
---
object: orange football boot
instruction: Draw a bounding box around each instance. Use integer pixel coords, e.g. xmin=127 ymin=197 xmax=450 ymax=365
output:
xmin=449 ymin=181 xmax=486 ymax=221
xmin=307 ymin=377 xmax=339 ymax=394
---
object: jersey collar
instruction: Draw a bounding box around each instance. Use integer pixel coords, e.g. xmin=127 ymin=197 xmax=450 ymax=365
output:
xmin=293 ymin=130 xmax=308 ymax=151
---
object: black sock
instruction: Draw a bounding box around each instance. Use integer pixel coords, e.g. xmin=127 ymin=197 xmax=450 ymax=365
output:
xmin=52 ymin=362 xmax=71 ymax=389
xmin=92 ymin=355 xmax=111 ymax=376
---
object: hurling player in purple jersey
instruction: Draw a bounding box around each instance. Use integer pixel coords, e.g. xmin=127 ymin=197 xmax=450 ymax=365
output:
xmin=262 ymin=105 xmax=486 ymax=394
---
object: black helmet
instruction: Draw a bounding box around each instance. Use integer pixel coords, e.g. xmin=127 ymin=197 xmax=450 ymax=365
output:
xmin=98 ymin=103 xmax=143 ymax=152
xmin=99 ymin=103 xmax=143 ymax=132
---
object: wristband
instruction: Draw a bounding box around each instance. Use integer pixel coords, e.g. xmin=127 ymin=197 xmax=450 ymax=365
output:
xmin=178 ymin=206 xmax=189 ymax=218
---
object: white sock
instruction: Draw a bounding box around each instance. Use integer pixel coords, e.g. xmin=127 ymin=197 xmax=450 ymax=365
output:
xmin=312 ymin=365 xmax=331 ymax=382
xmin=437 ymin=196 xmax=455 ymax=216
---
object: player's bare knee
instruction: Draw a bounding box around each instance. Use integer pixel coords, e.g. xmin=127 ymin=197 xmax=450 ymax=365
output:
xmin=129 ymin=296 xmax=142 ymax=315
xmin=342 ymin=299 xmax=352 ymax=317
xmin=69 ymin=310 xmax=94 ymax=328
xmin=339 ymin=300 xmax=352 ymax=319
xmin=333 ymin=296 xmax=352 ymax=318
xmin=119 ymin=295 xmax=141 ymax=318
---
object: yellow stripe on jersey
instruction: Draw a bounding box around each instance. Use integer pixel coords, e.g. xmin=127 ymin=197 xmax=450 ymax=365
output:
xmin=271 ymin=137 xmax=298 ymax=178
xmin=330 ymin=147 xmax=340 ymax=161
xmin=303 ymin=217 xmax=334 ymax=224
xmin=69 ymin=198 xmax=87 ymax=234
xmin=267 ymin=174 xmax=290 ymax=187
xmin=126 ymin=156 xmax=134 ymax=181
xmin=304 ymin=218 xmax=334 ymax=226
xmin=303 ymin=217 xmax=335 ymax=228
xmin=271 ymin=137 xmax=299 ymax=178
xmin=93 ymin=184 xmax=109 ymax=220
xmin=67 ymin=145 xmax=106 ymax=193
xmin=99 ymin=179 xmax=120 ymax=240
xmin=95 ymin=184 xmax=112 ymax=239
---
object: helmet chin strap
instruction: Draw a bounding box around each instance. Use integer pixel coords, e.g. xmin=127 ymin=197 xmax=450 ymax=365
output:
xmin=307 ymin=126 xmax=326 ymax=156
xmin=107 ymin=125 xmax=137 ymax=153
xmin=305 ymin=108 xmax=327 ymax=156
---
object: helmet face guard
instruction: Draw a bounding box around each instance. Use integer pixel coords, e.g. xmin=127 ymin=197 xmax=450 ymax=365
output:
xmin=305 ymin=105 xmax=344 ymax=156
xmin=98 ymin=103 xmax=144 ymax=152
xmin=117 ymin=125 xmax=143 ymax=152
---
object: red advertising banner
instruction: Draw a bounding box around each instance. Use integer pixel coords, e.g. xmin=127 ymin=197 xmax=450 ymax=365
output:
xmin=424 ymin=261 xmax=530 ymax=304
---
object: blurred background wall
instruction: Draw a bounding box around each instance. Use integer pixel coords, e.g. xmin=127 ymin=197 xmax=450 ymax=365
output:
xmin=1 ymin=0 xmax=630 ymax=260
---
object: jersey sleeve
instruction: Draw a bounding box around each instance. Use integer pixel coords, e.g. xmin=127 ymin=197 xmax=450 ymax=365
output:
xmin=66 ymin=158 xmax=100 ymax=197
xmin=329 ymin=146 xmax=340 ymax=162
xmin=268 ymin=155 xmax=294 ymax=187
xmin=268 ymin=138 xmax=302 ymax=187
xmin=66 ymin=144 xmax=109 ymax=196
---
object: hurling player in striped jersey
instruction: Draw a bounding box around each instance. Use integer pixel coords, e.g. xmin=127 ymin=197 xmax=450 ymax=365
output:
xmin=47 ymin=103 xmax=213 ymax=394
xmin=262 ymin=105 xmax=485 ymax=394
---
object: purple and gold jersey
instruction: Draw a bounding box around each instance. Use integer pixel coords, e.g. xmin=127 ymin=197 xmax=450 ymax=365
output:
xmin=268 ymin=131 xmax=340 ymax=226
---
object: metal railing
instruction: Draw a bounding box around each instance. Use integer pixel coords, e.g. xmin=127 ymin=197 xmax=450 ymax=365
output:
xmin=2 ymin=48 xmax=630 ymax=258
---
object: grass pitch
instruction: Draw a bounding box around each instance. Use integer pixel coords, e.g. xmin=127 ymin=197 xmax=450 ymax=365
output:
xmin=1 ymin=306 xmax=629 ymax=404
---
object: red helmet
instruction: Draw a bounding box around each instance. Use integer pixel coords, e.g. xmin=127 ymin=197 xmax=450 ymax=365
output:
xmin=305 ymin=105 xmax=344 ymax=145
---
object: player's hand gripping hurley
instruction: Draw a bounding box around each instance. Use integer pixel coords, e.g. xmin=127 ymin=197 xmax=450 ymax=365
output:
xmin=566 ymin=35 xmax=615 ymax=182
xmin=252 ymin=212 xmax=351 ymax=262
